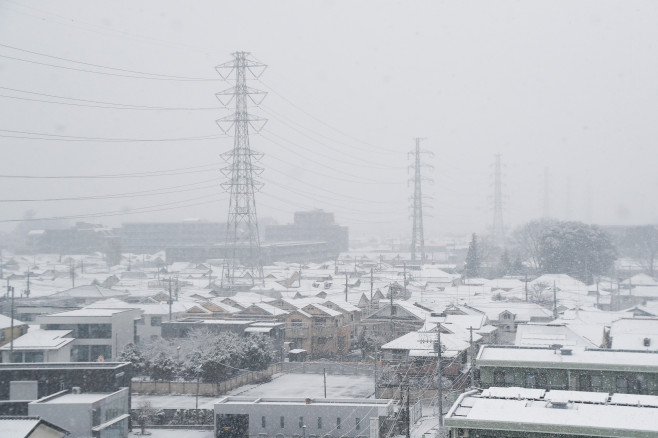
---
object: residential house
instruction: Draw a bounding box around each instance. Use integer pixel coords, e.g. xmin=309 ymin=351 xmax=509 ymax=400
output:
xmin=0 ymin=315 xmax=29 ymax=347
xmin=36 ymin=308 xmax=140 ymax=361
xmin=0 ymin=329 xmax=74 ymax=363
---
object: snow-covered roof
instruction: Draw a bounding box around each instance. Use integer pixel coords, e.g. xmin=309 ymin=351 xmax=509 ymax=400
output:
xmin=514 ymin=323 xmax=600 ymax=348
xmin=609 ymin=318 xmax=658 ymax=350
xmin=0 ymin=314 xmax=28 ymax=329
xmin=446 ymin=388 xmax=658 ymax=436
xmin=477 ymin=345 xmax=658 ymax=372
xmin=0 ymin=329 xmax=74 ymax=351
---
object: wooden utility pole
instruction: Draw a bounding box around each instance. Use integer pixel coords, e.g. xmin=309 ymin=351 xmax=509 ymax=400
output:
xmin=436 ymin=323 xmax=444 ymax=426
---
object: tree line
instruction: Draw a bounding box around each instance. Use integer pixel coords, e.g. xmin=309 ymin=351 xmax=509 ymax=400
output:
xmin=118 ymin=329 xmax=276 ymax=383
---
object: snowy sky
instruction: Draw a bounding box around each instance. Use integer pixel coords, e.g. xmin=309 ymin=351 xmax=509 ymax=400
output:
xmin=0 ymin=0 xmax=657 ymax=240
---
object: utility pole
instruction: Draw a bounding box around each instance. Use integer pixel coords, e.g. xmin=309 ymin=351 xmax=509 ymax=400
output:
xmin=468 ymin=327 xmax=475 ymax=388
xmin=345 ymin=273 xmax=349 ymax=302
xmin=435 ymin=323 xmax=444 ymax=426
xmin=25 ymin=267 xmax=30 ymax=298
xmin=409 ymin=137 xmax=433 ymax=263
xmin=216 ymin=51 xmax=267 ymax=289
xmin=9 ymin=283 xmax=15 ymax=361
xmin=370 ymin=268 xmax=374 ymax=308
xmin=492 ymin=153 xmax=505 ymax=248
xmin=373 ymin=346 xmax=378 ymax=398
xmin=0 ymin=248 xmax=4 ymax=280
xmin=405 ymin=383 xmax=411 ymax=438
xmin=403 ymin=263 xmax=407 ymax=297
xmin=168 ymin=278 xmax=173 ymax=321
xmin=553 ymin=280 xmax=558 ymax=319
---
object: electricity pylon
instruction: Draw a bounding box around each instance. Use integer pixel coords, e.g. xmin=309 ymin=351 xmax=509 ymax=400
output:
xmin=215 ymin=52 xmax=267 ymax=288
xmin=409 ymin=138 xmax=433 ymax=263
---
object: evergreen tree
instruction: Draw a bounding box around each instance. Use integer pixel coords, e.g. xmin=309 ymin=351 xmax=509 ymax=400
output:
xmin=464 ymin=233 xmax=481 ymax=278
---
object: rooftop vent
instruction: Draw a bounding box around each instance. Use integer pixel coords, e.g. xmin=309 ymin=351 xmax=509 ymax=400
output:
xmin=71 ymin=387 xmax=81 ymax=395
xmin=560 ymin=348 xmax=572 ymax=356
xmin=549 ymin=401 xmax=569 ymax=409
xmin=644 ymin=338 xmax=651 ymax=347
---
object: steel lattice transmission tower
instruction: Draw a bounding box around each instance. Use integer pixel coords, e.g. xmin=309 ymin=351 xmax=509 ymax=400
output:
xmin=492 ymin=153 xmax=505 ymax=248
xmin=215 ymin=52 xmax=267 ymax=288
xmin=409 ymin=138 xmax=433 ymax=263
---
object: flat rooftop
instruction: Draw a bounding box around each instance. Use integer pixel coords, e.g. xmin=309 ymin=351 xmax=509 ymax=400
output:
xmin=477 ymin=345 xmax=658 ymax=372
xmin=0 ymin=362 xmax=129 ymax=371
xmin=216 ymin=396 xmax=391 ymax=407
xmin=446 ymin=388 xmax=658 ymax=437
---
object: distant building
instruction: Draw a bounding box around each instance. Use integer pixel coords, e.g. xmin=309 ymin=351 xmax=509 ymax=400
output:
xmin=446 ymin=387 xmax=658 ymax=438
xmin=0 ymin=329 xmax=74 ymax=363
xmin=265 ymin=210 xmax=349 ymax=254
xmin=121 ymin=220 xmax=226 ymax=253
xmin=214 ymin=397 xmax=393 ymax=438
xmin=25 ymin=222 xmax=120 ymax=264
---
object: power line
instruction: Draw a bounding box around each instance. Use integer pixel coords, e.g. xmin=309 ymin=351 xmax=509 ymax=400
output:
xmin=0 ymin=89 xmax=220 ymax=111
xmin=0 ymin=52 xmax=218 ymax=82
xmin=0 ymin=128 xmax=225 ymax=143
xmin=257 ymin=78 xmax=401 ymax=155
xmin=0 ymin=163 xmax=221 ymax=179
xmin=0 ymin=193 xmax=223 ymax=223
xmin=0 ymin=179 xmax=220 ymax=202
xmin=0 ymin=42 xmax=216 ymax=81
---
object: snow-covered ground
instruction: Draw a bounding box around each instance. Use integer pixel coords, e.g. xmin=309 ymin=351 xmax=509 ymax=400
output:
xmin=132 ymin=372 xmax=375 ymax=409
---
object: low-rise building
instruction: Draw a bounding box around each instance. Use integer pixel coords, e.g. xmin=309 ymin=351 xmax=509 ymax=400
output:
xmin=0 ymin=416 xmax=70 ymax=438
xmin=445 ymin=387 xmax=658 ymax=438
xmin=0 ymin=315 xmax=29 ymax=347
xmin=477 ymin=345 xmax=658 ymax=394
xmin=0 ymin=329 xmax=74 ymax=363
xmin=36 ymin=308 xmax=140 ymax=361
xmin=214 ymin=397 xmax=393 ymax=438
xmin=29 ymin=387 xmax=129 ymax=438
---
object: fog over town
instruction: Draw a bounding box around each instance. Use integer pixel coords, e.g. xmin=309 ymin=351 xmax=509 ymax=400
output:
xmin=0 ymin=2 xmax=657 ymax=438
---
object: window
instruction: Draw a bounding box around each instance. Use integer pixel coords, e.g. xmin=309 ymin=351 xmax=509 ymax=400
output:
xmin=0 ymin=331 xmax=5 ymax=342
xmin=317 ymin=417 xmax=322 ymax=429
xmin=616 ymin=377 xmax=628 ymax=393
xmin=262 ymin=416 xmax=266 ymax=428
xmin=525 ymin=373 xmax=536 ymax=388
xmin=336 ymin=418 xmax=341 ymax=430
xmin=317 ymin=337 xmax=327 ymax=345
xmin=355 ymin=418 xmax=361 ymax=430
xmin=504 ymin=372 xmax=515 ymax=385
xmin=280 ymin=416 xmax=285 ymax=428
xmin=299 ymin=417 xmax=304 ymax=428
xmin=537 ymin=373 xmax=548 ymax=388
xmin=493 ymin=371 xmax=505 ymax=385
xmin=151 ymin=316 xmax=162 ymax=327
xmin=292 ymin=319 xmax=303 ymax=327
xmin=578 ymin=374 xmax=591 ymax=391
xmin=24 ymin=352 xmax=44 ymax=363
xmin=591 ymin=375 xmax=602 ymax=390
